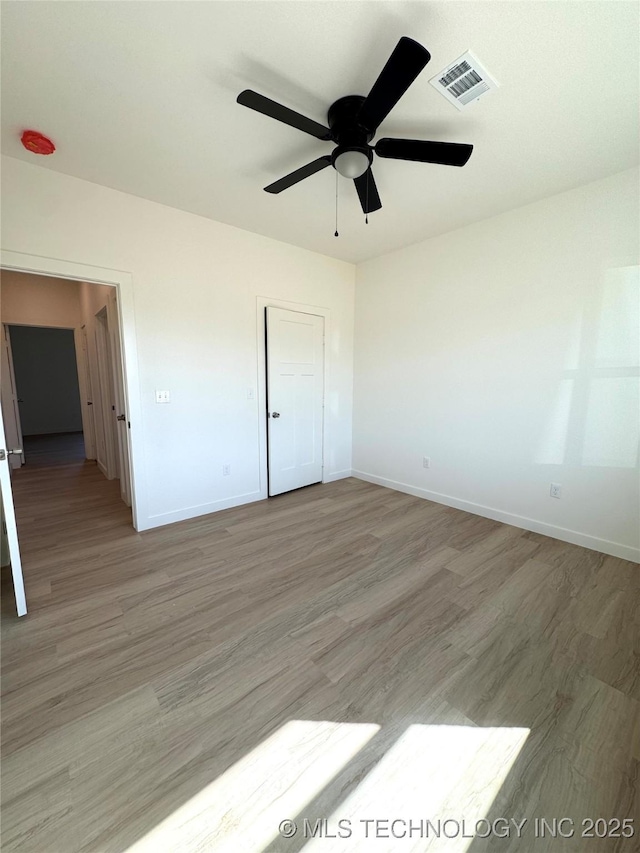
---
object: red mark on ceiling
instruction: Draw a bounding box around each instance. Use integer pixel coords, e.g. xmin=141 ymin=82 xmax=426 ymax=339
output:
xmin=21 ymin=130 xmax=56 ymax=155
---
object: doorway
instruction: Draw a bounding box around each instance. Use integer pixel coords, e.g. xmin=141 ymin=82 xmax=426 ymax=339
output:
xmin=255 ymin=297 xmax=331 ymax=503
xmin=0 ymin=251 xmax=141 ymax=615
xmin=265 ymin=306 xmax=325 ymax=496
xmin=6 ymin=324 xmax=85 ymax=468
xmin=1 ymin=282 xmax=130 ymax=498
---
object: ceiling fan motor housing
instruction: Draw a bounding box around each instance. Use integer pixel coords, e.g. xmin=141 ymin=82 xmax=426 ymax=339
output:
xmin=327 ymin=95 xmax=374 ymax=172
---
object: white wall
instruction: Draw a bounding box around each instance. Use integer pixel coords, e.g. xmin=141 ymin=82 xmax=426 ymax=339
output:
xmin=353 ymin=168 xmax=640 ymax=561
xmin=8 ymin=325 xmax=83 ymax=435
xmin=0 ymin=270 xmax=81 ymax=327
xmin=1 ymin=155 xmax=355 ymax=529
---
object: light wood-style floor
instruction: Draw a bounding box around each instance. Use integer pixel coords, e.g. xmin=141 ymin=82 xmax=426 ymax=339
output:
xmin=1 ymin=447 xmax=638 ymax=852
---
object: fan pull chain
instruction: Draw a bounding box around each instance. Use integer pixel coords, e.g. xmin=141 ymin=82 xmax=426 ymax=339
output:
xmin=334 ymin=170 xmax=339 ymax=237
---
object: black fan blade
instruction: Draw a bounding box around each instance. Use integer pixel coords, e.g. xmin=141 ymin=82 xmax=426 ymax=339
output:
xmin=354 ymin=169 xmax=382 ymax=213
xmin=358 ymin=37 xmax=431 ymax=133
xmin=264 ymin=156 xmax=332 ymax=194
xmin=376 ymin=138 xmax=473 ymax=167
xmin=237 ymin=90 xmax=331 ymax=140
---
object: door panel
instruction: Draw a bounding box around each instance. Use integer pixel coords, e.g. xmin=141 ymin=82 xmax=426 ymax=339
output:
xmin=107 ymin=292 xmax=131 ymax=506
xmin=94 ymin=309 xmax=118 ymax=480
xmin=1 ymin=326 xmax=24 ymax=470
xmin=77 ymin=326 xmax=96 ymax=460
xmin=266 ymin=307 xmax=324 ymax=496
xmin=0 ymin=402 xmax=26 ymax=616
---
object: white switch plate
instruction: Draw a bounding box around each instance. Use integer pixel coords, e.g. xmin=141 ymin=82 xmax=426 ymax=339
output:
xmin=247 ymin=388 xmax=255 ymax=400
xmin=423 ymin=456 xmax=431 ymax=469
xmin=155 ymin=390 xmax=170 ymax=404
xmin=550 ymin=483 xmax=562 ymax=499
xmin=222 ymin=464 xmax=231 ymax=476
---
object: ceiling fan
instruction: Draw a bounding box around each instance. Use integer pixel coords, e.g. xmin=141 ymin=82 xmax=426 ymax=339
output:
xmin=237 ymin=36 xmax=473 ymax=215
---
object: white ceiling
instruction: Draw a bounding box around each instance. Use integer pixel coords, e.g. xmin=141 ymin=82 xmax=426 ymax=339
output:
xmin=1 ymin=1 xmax=638 ymax=264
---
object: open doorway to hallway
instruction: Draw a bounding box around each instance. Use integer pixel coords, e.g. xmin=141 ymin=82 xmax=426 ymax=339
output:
xmin=1 ymin=270 xmax=131 ymax=502
xmin=0 ymin=270 xmax=133 ymax=612
xmin=5 ymin=324 xmax=86 ymax=468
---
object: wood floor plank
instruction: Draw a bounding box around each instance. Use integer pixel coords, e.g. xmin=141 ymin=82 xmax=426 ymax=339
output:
xmin=1 ymin=442 xmax=638 ymax=852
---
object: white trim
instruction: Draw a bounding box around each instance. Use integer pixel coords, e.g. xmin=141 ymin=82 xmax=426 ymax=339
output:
xmin=352 ymin=470 xmax=640 ymax=563
xmin=323 ymin=469 xmax=353 ymax=483
xmin=142 ymin=490 xmax=262 ymax=530
xmin=0 ymin=250 xmax=146 ymax=530
xmin=256 ymin=297 xmax=332 ymax=500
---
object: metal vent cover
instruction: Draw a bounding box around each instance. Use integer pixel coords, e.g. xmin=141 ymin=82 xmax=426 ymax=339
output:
xmin=429 ymin=51 xmax=499 ymax=110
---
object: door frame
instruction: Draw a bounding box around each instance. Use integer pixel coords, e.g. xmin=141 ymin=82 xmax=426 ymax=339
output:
xmin=256 ymin=297 xmax=330 ymax=500
xmin=107 ymin=290 xmax=132 ymax=506
xmin=0 ymin=251 xmax=146 ymax=529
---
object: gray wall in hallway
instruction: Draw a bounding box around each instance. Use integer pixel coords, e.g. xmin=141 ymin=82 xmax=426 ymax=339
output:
xmin=10 ymin=325 xmax=83 ymax=435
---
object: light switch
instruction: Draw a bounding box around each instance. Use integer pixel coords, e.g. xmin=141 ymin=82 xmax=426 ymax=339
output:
xmin=155 ymin=390 xmax=171 ymax=404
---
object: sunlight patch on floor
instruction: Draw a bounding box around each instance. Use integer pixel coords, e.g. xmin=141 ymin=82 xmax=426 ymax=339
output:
xmin=125 ymin=719 xmax=380 ymax=853
xmin=303 ymin=724 xmax=530 ymax=852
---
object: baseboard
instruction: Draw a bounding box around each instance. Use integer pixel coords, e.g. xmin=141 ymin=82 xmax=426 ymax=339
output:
xmin=139 ymin=489 xmax=263 ymax=531
xmin=351 ymin=470 xmax=640 ymax=563
xmin=97 ymin=460 xmax=109 ymax=480
xmin=323 ymin=469 xmax=352 ymax=483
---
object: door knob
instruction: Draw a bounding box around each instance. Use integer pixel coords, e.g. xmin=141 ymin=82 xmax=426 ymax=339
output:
xmin=116 ymin=414 xmax=126 ymax=421
xmin=271 ymin=412 xmax=280 ymax=418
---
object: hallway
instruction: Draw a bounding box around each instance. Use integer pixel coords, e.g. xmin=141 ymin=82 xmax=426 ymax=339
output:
xmin=21 ymin=431 xmax=86 ymax=468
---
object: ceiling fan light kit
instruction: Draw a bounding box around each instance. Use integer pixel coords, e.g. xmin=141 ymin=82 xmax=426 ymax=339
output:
xmin=237 ymin=35 xmax=475 ymax=224
xmin=333 ymin=149 xmax=371 ymax=179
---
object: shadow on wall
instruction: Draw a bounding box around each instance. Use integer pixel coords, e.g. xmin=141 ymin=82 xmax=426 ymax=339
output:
xmin=536 ymin=265 xmax=640 ymax=469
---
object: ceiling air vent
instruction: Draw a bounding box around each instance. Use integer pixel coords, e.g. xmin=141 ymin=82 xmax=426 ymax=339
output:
xmin=429 ymin=51 xmax=499 ymax=110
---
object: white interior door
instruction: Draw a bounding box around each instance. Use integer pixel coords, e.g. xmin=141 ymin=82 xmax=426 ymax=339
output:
xmin=107 ymin=292 xmax=131 ymax=506
xmin=76 ymin=325 xmax=96 ymax=460
xmin=1 ymin=325 xmax=24 ymax=470
xmin=266 ymin=307 xmax=324 ymax=496
xmin=0 ymin=403 xmax=27 ymax=616
xmin=94 ymin=309 xmax=118 ymax=480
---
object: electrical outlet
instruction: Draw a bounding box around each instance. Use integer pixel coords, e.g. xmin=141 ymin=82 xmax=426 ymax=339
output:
xmin=423 ymin=456 xmax=431 ymax=469
xmin=550 ymin=483 xmax=562 ymax=499
xmin=222 ymin=464 xmax=231 ymax=476
xmin=155 ymin=390 xmax=170 ymax=404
